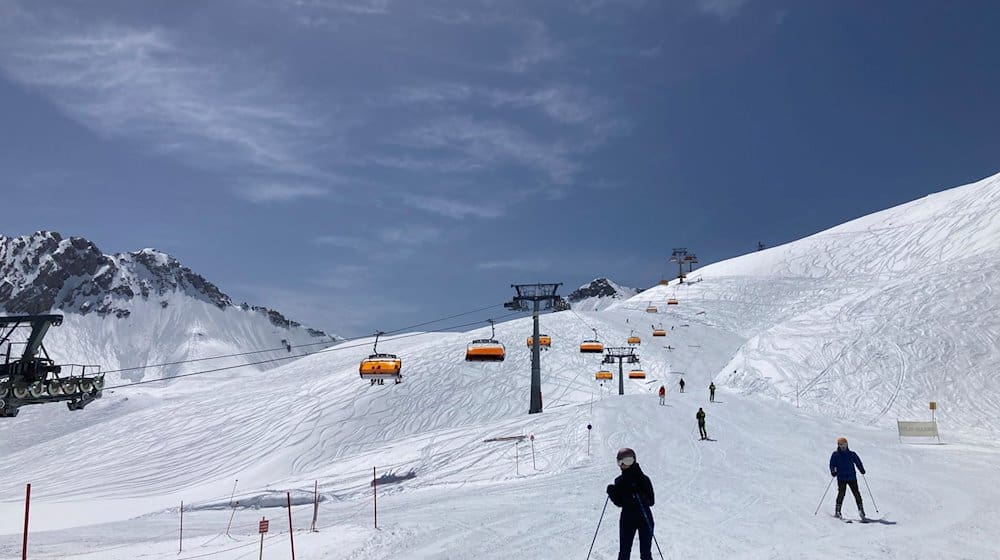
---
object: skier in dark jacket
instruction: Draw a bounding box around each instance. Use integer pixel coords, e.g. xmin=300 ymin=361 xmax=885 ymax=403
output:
xmin=696 ymin=408 xmax=707 ymax=440
xmin=679 ymin=378 xmax=685 ymax=393
xmin=709 ymin=382 xmax=716 ymax=402
xmin=829 ymin=437 xmax=866 ymax=519
xmin=606 ymin=448 xmax=655 ymax=560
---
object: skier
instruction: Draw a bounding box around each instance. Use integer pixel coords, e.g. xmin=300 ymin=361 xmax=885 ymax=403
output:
xmin=829 ymin=437 xmax=867 ymax=519
xmin=679 ymin=378 xmax=685 ymax=393
xmin=709 ymin=382 xmax=716 ymax=403
xmin=606 ymin=448 xmax=655 ymax=560
xmin=657 ymin=385 xmax=665 ymax=405
xmin=696 ymin=408 xmax=707 ymax=440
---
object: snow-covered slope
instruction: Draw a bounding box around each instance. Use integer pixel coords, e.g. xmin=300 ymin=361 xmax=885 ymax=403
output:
xmin=0 ymin=307 xmax=996 ymax=559
xmin=567 ymin=278 xmax=640 ymax=311
xmin=1 ymin=231 xmax=333 ymax=382
xmin=1 ymin=174 xmax=999 ymax=559
xmin=614 ymin=172 xmax=1000 ymax=437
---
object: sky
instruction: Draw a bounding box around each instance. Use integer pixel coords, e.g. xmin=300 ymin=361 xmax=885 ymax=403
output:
xmin=1 ymin=0 xmax=998 ymax=336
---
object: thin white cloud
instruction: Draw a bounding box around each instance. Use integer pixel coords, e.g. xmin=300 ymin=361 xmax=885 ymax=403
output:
xmin=394 ymin=83 xmax=610 ymax=125
xmin=0 ymin=15 xmax=324 ymax=187
xmin=695 ymin=0 xmax=750 ymax=21
xmin=401 ymin=194 xmax=505 ymax=220
xmin=507 ymin=20 xmax=564 ymax=73
xmin=378 ymin=225 xmax=443 ymax=246
xmin=314 ymin=235 xmax=367 ymax=250
xmin=396 ymin=117 xmax=577 ymax=184
xmin=239 ymin=184 xmax=329 ymax=203
xmin=476 ymin=259 xmax=550 ymax=272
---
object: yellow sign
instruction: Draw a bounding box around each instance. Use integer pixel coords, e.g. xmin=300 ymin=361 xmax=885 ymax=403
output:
xmin=929 ymin=401 xmax=937 ymax=410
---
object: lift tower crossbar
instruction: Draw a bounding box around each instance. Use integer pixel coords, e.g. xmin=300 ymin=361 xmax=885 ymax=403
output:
xmin=602 ymin=347 xmax=640 ymax=396
xmin=505 ymin=283 xmax=563 ymax=414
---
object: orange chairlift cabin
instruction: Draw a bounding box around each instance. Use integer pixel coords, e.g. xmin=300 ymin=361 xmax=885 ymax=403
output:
xmin=526 ymin=334 xmax=552 ymax=349
xmin=652 ymin=324 xmax=666 ymax=337
xmin=627 ymin=329 xmax=641 ymax=346
xmin=359 ymin=331 xmax=402 ymax=385
xmin=628 ymin=368 xmax=647 ymax=379
xmin=595 ymin=370 xmax=613 ymax=381
xmin=645 ymin=303 xmax=658 ymax=313
xmin=466 ymin=319 xmax=506 ymax=362
xmin=579 ymin=328 xmax=604 ymax=354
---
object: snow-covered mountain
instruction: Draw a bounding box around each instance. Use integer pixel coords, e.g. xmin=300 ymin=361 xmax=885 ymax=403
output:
xmin=614 ymin=172 xmax=1000 ymax=435
xmin=1 ymin=231 xmax=333 ymax=382
xmin=566 ymin=277 xmax=639 ymax=311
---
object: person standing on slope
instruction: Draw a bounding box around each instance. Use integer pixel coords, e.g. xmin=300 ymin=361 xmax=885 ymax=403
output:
xmin=709 ymin=382 xmax=716 ymax=403
xmin=696 ymin=408 xmax=707 ymax=440
xmin=606 ymin=448 xmax=655 ymax=560
xmin=829 ymin=437 xmax=867 ymax=519
xmin=658 ymin=385 xmax=666 ymax=405
xmin=679 ymin=378 xmax=685 ymax=393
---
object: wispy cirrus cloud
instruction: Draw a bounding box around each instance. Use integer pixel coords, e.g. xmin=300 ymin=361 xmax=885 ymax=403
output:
xmin=394 ymin=83 xmax=611 ymax=126
xmin=400 ymin=194 xmax=505 ymax=220
xmin=476 ymin=258 xmax=550 ymax=271
xmin=314 ymin=224 xmax=444 ymax=258
xmin=395 ymin=116 xmax=577 ymax=184
xmin=0 ymin=12 xmax=326 ymax=201
xmin=695 ymin=0 xmax=750 ymax=21
xmin=238 ymin=184 xmax=330 ymax=203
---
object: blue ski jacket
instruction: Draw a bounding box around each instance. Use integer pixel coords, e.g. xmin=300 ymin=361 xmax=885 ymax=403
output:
xmin=829 ymin=449 xmax=865 ymax=481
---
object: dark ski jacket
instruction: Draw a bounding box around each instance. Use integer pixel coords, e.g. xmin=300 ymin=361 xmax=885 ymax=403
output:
xmin=696 ymin=410 xmax=706 ymax=424
xmin=829 ymin=449 xmax=865 ymax=481
xmin=607 ymin=463 xmax=655 ymax=521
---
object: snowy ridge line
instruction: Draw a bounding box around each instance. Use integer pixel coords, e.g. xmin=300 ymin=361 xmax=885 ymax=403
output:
xmin=101 ymin=309 xmax=529 ymax=391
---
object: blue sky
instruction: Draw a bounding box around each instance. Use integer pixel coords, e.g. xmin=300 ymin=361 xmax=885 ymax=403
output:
xmin=1 ymin=0 xmax=998 ymax=336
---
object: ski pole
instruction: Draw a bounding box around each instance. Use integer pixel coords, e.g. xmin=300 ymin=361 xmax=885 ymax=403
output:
xmin=813 ymin=477 xmax=835 ymax=515
xmin=861 ymin=474 xmax=879 ymax=513
xmin=586 ymin=496 xmax=610 ymax=560
xmin=634 ymin=494 xmax=665 ymax=560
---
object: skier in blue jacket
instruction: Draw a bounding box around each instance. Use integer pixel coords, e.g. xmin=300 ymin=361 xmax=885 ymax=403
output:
xmin=606 ymin=448 xmax=655 ymax=560
xmin=829 ymin=436 xmax=866 ymax=519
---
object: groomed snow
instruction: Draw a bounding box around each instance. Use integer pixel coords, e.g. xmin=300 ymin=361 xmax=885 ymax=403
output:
xmin=1 ymin=173 xmax=999 ymax=559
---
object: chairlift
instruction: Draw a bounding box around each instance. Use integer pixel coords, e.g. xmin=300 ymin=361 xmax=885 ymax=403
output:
xmin=645 ymin=305 xmax=658 ymax=313
xmin=652 ymin=324 xmax=666 ymax=337
xmin=580 ymin=328 xmax=604 ymax=353
xmin=359 ymin=331 xmax=402 ymax=385
xmin=667 ymin=298 xmax=679 ymax=305
xmin=627 ymin=330 xmax=641 ymax=346
xmin=595 ymin=370 xmax=613 ymax=381
xmin=526 ymin=334 xmax=552 ymax=349
xmin=466 ymin=319 xmax=506 ymax=362
xmin=628 ymin=369 xmax=647 ymax=379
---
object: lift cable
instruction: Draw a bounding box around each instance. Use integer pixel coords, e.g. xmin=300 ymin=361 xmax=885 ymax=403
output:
xmin=99 ymin=303 xmax=506 ymax=376
xmin=101 ymin=309 xmax=527 ymax=392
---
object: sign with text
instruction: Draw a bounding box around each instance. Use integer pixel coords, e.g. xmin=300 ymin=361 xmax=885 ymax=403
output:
xmin=897 ymin=420 xmax=940 ymax=443
xmin=259 ymin=519 xmax=269 ymax=534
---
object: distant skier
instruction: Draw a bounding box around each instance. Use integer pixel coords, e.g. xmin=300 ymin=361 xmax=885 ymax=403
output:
xmin=830 ymin=437 xmax=867 ymax=519
xmin=679 ymin=378 xmax=685 ymax=393
xmin=606 ymin=448 xmax=655 ymax=560
xmin=658 ymin=385 xmax=666 ymax=405
xmin=709 ymin=382 xmax=716 ymax=403
xmin=696 ymin=408 xmax=707 ymax=440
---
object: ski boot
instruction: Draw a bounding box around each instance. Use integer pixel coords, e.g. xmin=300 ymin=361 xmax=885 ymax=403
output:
xmin=834 ymin=505 xmax=842 ymax=519
xmin=858 ymin=505 xmax=866 ymax=521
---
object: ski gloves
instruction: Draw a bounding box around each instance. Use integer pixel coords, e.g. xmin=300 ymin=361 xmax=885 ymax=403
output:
xmin=831 ymin=468 xmax=866 ymax=477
